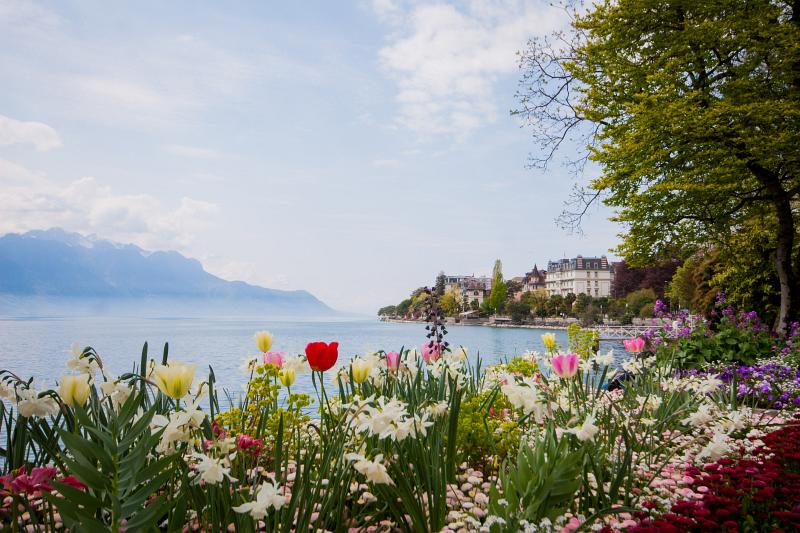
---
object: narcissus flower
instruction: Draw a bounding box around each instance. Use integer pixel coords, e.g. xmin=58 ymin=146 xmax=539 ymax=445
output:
xmin=254 ymin=331 xmax=274 ymax=353
xmin=551 ymin=353 xmax=579 ymax=379
xmin=59 ymin=374 xmax=91 ymax=407
xmin=305 ymin=342 xmax=338 ymax=372
xmin=152 ymin=361 xmax=196 ymax=399
xmin=623 ymin=337 xmax=645 ymax=353
xmin=278 ymin=368 xmax=296 ymax=388
xmin=541 ymin=333 xmax=557 ymax=353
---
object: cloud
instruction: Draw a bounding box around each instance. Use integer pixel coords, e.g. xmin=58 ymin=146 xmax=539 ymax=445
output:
xmin=0 ymin=161 xmax=218 ymax=252
xmin=164 ymin=144 xmax=222 ymax=159
xmin=0 ymin=114 xmax=62 ymax=151
xmin=372 ymin=158 xmax=400 ymax=168
xmin=374 ymin=0 xmax=565 ymax=136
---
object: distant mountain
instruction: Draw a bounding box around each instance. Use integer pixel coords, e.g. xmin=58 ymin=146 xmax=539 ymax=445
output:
xmin=0 ymin=229 xmax=336 ymax=317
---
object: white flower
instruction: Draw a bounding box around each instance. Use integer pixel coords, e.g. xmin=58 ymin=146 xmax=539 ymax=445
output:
xmin=683 ymin=403 xmax=715 ymax=427
xmin=697 ymin=431 xmax=730 ymax=461
xmin=716 ymin=409 xmax=747 ymax=434
xmin=282 ymin=355 xmax=308 ymax=374
xmin=345 ymin=452 xmax=394 ymax=485
xmin=99 ymin=380 xmax=132 ymax=408
xmin=502 ymin=378 xmax=547 ymax=423
xmin=636 ymin=395 xmax=662 ymax=412
xmin=192 ymin=453 xmax=236 ymax=485
xmin=593 ymin=350 xmax=615 ymax=367
xmin=0 ymin=382 xmax=16 ymax=402
xmin=621 ymin=359 xmax=643 ymax=375
xmin=565 ymin=411 xmax=600 ymax=442
xmin=233 ymin=481 xmax=286 ymax=519
xmin=240 ymin=356 xmax=259 ymax=374
xmin=17 ymin=387 xmax=59 ymax=418
xmin=694 ymin=375 xmax=724 ymax=394
xmin=427 ymin=401 xmax=448 ymax=418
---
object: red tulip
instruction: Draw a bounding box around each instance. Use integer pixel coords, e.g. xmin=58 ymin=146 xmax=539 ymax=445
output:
xmin=305 ymin=341 xmax=339 ymax=372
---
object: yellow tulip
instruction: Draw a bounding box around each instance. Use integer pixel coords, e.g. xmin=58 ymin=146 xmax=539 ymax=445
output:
xmin=59 ymin=374 xmax=91 ymax=407
xmin=541 ymin=333 xmax=557 ymax=353
xmin=152 ymin=362 xmax=196 ymax=400
xmin=254 ymin=331 xmax=274 ymax=353
xmin=351 ymin=358 xmax=372 ymax=384
xmin=278 ymin=368 xmax=296 ymax=388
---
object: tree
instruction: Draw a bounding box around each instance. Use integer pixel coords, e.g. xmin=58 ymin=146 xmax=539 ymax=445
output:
xmin=439 ymin=286 xmax=461 ymax=317
xmin=396 ymin=298 xmax=412 ymax=317
xmin=505 ymin=279 xmax=524 ymax=299
xmin=523 ymin=288 xmax=550 ymax=319
xmin=434 ymin=271 xmax=446 ymax=297
xmin=377 ymin=305 xmax=396 ymax=317
xmin=487 ymin=259 xmax=508 ymax=314
xmin=612 ymin=260 xmax=680 ymax=299
xmin=517 ymin=0 xmax=800 ymax=332
xmin=507 ymin=299 xmax=532 ymax=323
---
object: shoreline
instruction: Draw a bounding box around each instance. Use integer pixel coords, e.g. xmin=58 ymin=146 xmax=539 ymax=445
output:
xmin=379 ymin=318 xmax=572 ymax=331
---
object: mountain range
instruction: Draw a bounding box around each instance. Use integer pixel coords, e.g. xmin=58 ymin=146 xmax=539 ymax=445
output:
xmin=0 ymin=229 xmax=335 ymax=317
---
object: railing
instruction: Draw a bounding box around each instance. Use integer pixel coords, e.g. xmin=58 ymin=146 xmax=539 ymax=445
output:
xmin=591 ymin=325 xmax=657 ymax=340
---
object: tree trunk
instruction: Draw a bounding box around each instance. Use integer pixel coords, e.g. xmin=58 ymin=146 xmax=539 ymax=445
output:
xmin=745 ymin=161 xmax=799 ymax=334
xmin=773 ymin=192 xmax=799 ymax=334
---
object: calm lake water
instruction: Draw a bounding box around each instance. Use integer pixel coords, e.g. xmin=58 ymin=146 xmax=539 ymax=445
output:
xmin=0 ymin=317 xmax=625 ymax=401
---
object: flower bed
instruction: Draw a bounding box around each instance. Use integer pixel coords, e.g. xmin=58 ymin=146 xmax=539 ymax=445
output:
xmin=0 ymin=321 xmax=797 ymax=532
xmin=629 ymin=420 xmax=800 ymax=532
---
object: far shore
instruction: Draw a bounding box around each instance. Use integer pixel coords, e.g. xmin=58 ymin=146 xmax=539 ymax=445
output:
xmin=379 ymin=317 xmax=573 ymax=331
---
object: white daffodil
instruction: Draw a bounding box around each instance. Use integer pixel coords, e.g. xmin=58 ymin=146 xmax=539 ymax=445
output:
xmin=192 ymin=453 xmax=236 ymax=485
xmin=683 ymin=403 xmax=715 ymax=427
xmin=233 ymin=481 xmax=286 ymax=519
xmin=697 ymin=431 xmax=730 ymax=461
xmin=565 ymin=411 xmax=600 ymax=442
xmin=16 ymin=387 xmax=59 ymax=418
xmin=99 ymin=380 xmax=133 ymax=408
xmin=594 ymin=350 xmax=615 ymax=367
xmin=345 ymin=452 xmax=394 ymax=485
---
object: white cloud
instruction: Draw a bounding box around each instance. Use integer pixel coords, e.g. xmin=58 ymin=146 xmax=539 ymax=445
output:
xmin=375 ymin=0 xmax=565 ymax=136
xmin=164 ymin=144 xmax=222 ymax=159
xmin=0 ymin=114 xmax=62 ymax=151
xmin=0 ymin=161 xmax=218 ymax=253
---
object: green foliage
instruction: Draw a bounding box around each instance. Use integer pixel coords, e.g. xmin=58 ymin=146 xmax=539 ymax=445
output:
xmin=45 ymin=394 xmax=175 ymax=532
xmin=567 ymin=323 xmax=599 ymax=359
xmin=487 ymin=425 xmax=584 ymax=532
xmin=439 ymin=288 xmax=461 ymax=317
xmin=506 ymin=298 xmax=531 ymax=322
xmin=666 ymin=321 xmax=774 ymax=369
xmin=626 ymin=289 xmax=656 ymax=319
xmin=455 ymin=390 xmax=519 ymax=475
xmin=487 ymin=259 xmax=508 ymax=314
xmin=377 ymin=305 xmax=397 ymax=317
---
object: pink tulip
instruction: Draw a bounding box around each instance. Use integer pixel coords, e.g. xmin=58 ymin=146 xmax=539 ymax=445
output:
xmin=550 ymin=353 xmax=579 ymax=378
xmin=385 ymin=351 xmax=400 ymax=371
xmin=263 ymin=351 xmax=285 ymax=368
xmin=623 ymin=337 xmax=645 ymax=353
xmin=421 ymin=341 xmax=442 ymax=363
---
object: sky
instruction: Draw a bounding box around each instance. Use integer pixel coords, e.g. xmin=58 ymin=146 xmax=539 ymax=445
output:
xmin=0 ymin=0 xmax=621 ymax=314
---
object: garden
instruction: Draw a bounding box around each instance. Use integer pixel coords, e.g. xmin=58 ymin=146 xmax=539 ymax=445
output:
xmin=1 ymin=296 xmax=799 ymax=532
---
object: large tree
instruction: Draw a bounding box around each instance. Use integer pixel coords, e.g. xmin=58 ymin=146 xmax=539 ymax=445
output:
xmin=516 ymin=0 xmax=800 ymax=332
xmin=487 ymin=259 xmax=508 ymax=313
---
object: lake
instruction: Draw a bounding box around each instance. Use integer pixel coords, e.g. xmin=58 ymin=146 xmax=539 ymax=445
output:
xmin=0 ymin=317 xmax=626 ymax=401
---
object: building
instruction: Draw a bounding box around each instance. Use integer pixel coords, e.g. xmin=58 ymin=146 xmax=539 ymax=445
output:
xmin=444 ymin=275 xmax=491 ymax=308
xmin=545 ymin=255 xmax=613 ymax=297
xmin=522 ymin=264 xmax=547 ymax=293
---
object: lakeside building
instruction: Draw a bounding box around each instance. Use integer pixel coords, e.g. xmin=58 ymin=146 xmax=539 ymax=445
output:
xmin=444 ymin=275 xmax=491 ymax=308
xmin=546 ymin=255 xmax=614 ymax=297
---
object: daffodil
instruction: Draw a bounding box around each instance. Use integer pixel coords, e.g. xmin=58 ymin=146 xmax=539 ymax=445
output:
xmin=152 ymin=362 xmax=196 ymax=400
xmin=59 ymin=374 xmax=91 ymax=407
xmin=254 ymin=331 xmax=274 ymax=353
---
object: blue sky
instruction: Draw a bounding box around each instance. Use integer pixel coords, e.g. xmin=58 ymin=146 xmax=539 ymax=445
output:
xmin=0 ymin=0 xmax=620 ymax=313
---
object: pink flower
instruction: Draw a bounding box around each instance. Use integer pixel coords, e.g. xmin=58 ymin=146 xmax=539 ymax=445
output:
xmin=421 ymin=341 xmax=442 ymax=363
xmin=237 ymin=434 xmax=263 ymax=455
xmin=551 ymin=353 xmax=579 ymax=378
xmin=385 ymin=351 xmax=400 ymax=371
xmin=623 ymin=337 xmax=645 ymax=353
xmin=263 ymin=351 xmax=285 ymax=368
